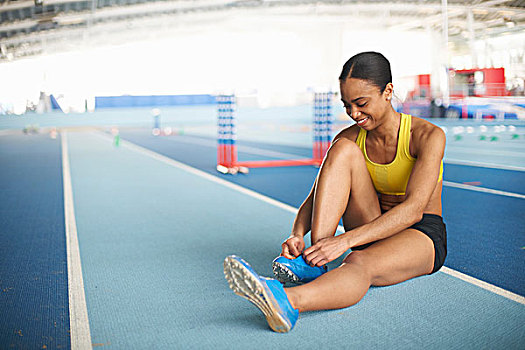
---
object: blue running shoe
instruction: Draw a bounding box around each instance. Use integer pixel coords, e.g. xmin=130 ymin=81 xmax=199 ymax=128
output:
xmin=272 ymin=255 xmax=327 ymax=284
xmin=223 ymin=255 xmax=299 ymax=333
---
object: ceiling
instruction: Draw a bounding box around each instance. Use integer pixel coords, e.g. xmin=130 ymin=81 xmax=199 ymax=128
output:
xmin=1 ymin=0 xmax=524 ymax=61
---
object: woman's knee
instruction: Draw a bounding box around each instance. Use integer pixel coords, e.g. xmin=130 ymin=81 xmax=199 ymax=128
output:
xmin=343 ymin=251 xmax=369 ymax=270
xmin=325 ymin=139 xmax=364 ymax=165
xmin=342 ymin=251 xmax=373 ymax=281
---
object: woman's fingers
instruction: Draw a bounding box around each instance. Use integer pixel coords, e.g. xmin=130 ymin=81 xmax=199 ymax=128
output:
xmin=306 ymin=252 xmax=329 ymax=267
xmin=282 ymin=236 xmax=305 ymax=258
xmin=281 ymin=243 xmax=292 ymax=257
xmin=317 ymin=259 xmax=329 ymax=267
xmin=303 ymin=248 xmax=319 ymax=266
xmin=303 ymin=243 xmax=332 ymax=266
xmin=303 ymin=245 xmax=315 ymax=257
xmin=309 ymin=256 xmax=323 ymax=267
xmin=282 ymin=252 xmax=295 ymax=259
xmin=289 ymin=240 xmax=303 ymax=257
xmin=289 ymin=245 xmax=299 ymax=257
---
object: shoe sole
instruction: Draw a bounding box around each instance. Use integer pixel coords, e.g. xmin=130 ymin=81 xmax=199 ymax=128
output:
xmin=272 ymin=261 xmax=301 ymax=284
xmin=224 ymin=256 xmax=292 ymax=333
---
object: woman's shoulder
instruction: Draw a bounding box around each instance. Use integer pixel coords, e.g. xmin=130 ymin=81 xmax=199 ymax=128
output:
xmin=333 ymin=124 xmax=361 ymax=143
xmin=410 ymin=115 xmax=445 ymax=137
xmin=409 ymin=115 xmax=446 ymax=154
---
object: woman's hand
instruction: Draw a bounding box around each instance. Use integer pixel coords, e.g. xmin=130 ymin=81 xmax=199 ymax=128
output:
xmin=281 ymin=235 xmax=305 ymax=259
xmin=303 ymin=235 xmax=349 ymax=267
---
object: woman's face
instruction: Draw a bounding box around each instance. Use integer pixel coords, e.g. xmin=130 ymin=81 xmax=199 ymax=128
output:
xmin=340 ymin=78 xmax=392 ymax=130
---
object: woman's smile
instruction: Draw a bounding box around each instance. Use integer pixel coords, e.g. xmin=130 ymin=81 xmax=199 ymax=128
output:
xmin=356 ymin=115 xmax=370 ymax=126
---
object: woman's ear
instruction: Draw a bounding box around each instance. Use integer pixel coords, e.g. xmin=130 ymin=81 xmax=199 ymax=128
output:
xmin=384 ymin=83 xmax=394 ymax=101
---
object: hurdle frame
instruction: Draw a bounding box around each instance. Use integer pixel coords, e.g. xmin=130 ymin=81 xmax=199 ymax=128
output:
xmin=216 ymin=92 xmax=334 ymax=174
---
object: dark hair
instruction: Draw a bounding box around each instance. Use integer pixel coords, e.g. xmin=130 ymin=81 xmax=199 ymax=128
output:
xmin=339 ymin=52 xmax=392 ymax=93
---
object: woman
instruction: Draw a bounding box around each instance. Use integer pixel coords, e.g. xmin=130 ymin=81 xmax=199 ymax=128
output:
xmin=223 ymin=51 xmax=447 ymax=333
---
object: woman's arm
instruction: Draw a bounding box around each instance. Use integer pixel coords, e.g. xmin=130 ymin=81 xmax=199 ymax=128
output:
xmin=280 ymin=178 xmax=315 ymax=258
xmin=283 ymin=125 xmax=361 ymax=259
xmin=303 ymin=124 xmax=446 ymax=266
xmin=290 ymin=179 xmax=316 ymax=238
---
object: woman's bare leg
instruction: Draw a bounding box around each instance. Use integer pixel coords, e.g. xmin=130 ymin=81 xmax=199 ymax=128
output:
xmin=310 ymin=139 xmax=381 ymax=245
xmin=287 ymin=229 xmax=435 ymax=312
xmin=286 ymin=138 xmax=435 ymax=312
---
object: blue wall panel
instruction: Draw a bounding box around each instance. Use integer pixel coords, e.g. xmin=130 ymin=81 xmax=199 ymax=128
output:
xmin=95 ymin=94 xmax=216 ymax=109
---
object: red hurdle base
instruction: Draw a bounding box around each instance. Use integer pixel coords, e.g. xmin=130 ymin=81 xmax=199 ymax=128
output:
xmin=236 ymin=158 xmax=321 ymax=168
xmin=217 ymin=158 xmax=323 ymax=174
xmin=217 ymin=142 xmax=329 ymax=174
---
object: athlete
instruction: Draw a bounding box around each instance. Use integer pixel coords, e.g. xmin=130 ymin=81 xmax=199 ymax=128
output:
xmin=224 ymin=51 xmax=447 ymax=333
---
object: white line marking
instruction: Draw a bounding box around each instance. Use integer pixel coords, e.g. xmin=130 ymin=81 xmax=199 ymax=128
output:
xmin=444 ymin=158 xmax=525 ymax=172
xmin=440 ymin=267 xmax=525 ymax=305
xmin=443 ymin=181 xmax=525 ymax=199
xmin=62 ymin=131 xmax=92 ymax=349
xmin=93 ymin=131 xmax=524 ymax=304
xmin=446 ymin=145 xmax=525 ymax=157
xmin=92 ymin=131 xmax=300 ymax=215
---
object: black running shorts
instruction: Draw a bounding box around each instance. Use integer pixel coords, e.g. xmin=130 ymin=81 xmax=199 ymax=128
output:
xmin=352 ymin=213 xmax=447 ymax=274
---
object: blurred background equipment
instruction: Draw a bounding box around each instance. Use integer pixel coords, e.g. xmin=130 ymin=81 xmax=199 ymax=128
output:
xmin=216 ymin=92 xmax=334 ymax=174
xmin=0 ymin=0 xmax=524 ymax=117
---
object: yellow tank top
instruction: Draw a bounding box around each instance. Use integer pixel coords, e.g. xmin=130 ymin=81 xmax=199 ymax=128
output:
xmin=356 ymin=113 xmax=443 ymax=195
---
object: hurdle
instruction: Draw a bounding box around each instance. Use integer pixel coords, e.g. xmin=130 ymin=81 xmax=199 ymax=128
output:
xmin=216 ymin=92 xmax=334 ymax=174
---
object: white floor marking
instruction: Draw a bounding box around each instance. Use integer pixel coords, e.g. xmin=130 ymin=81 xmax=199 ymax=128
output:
xmin=94 ymin=131 xmax=524 ymax=304
xmin=440 ymin=267 xmax=525 ymax=305
xmin=446 ymin=145 xmax=525 ymax=157
xmin=62 ymin=132 xmax=92 ymax=349
xmin=444 ymin=158 xmax=525 ymax=172
xmin=92 ymin=131 xmax=300 ymax=215
xmin=443 ymin=181 xmax=525 ymax=199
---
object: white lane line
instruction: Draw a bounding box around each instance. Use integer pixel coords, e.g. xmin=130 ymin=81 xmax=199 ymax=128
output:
xmin=444 ymin=158 xmax=525 ymax=172
xmin=94 ymin=131 xmax=524 ymax=304
xmin=92 ymin=131 xmax=300 ymax=215
xmin=440 ymin=267 xmax=525 ymax=305
xmin=61 ymin=131 xmax=92 ymax=349
xmin=443 ymin=181 xmax=525 ymax=199
xmin=446 ymin=145 xmax=525 ymax=157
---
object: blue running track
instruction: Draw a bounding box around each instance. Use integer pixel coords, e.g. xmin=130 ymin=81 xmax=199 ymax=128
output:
xmin=0 ymin=120 xmax=523 ymax=348
xmin=0 ymin=134 xmax=69 ymax=349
